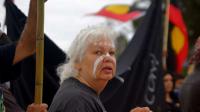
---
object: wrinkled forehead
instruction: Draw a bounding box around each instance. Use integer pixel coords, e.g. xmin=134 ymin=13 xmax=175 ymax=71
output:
xmin=89 ymin=37 xmax=115 ymax=49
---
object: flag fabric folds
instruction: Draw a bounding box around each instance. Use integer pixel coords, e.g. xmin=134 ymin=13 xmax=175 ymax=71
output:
xmin=167 ymin=0 xmax=189 ymax=74
xmin=93 ymin=4 xmax=145 ymax=22
xmin=100 ymin=0 xmax=164 ymax=112
xmin=5 ymin=0 xmax=66 ymax=109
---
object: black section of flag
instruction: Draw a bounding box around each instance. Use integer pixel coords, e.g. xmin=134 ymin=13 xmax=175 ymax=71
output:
xmin=100 ymin=0 xmax=165 ymax=111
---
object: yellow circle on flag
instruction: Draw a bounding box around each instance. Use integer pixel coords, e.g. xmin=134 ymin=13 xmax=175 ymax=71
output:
xmin=105 ymin=5 xmax=129 ymax=14
xmin=171 ymin=26 xmax=185 ymax=54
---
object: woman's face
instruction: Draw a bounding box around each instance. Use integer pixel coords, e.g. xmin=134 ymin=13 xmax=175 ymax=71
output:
xmin=76 ymin=37 xmax=116 ymax=82
xmin=163 ymin=74 xmax=173 ymax=93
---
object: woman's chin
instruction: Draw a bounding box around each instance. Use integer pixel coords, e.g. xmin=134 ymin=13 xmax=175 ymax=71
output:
xmin=99 ymin=74 xmax=114 ymax=81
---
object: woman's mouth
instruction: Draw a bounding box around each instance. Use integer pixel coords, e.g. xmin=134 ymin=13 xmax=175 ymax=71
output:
xmin=102 ymin=66 xmax=113 ymax=74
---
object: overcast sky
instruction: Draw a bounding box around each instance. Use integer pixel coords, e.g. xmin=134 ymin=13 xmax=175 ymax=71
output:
xmin=0 ymin=0 xmax=135 ymax=50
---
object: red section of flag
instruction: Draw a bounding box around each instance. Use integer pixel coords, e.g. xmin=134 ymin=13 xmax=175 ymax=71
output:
xmin=169 ymin=4 xmax=189 ymax=74
xmin=169 ymin=4 xmax=188 ymax=37
xmin=95 ymin=9 xmax=143 ymax=22
xmin=92 ymin=4 xmax=144 ymax=22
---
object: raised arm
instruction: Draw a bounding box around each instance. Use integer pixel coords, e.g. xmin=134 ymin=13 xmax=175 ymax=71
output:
xmin=13 ymin=0 xmax=37 ymax=64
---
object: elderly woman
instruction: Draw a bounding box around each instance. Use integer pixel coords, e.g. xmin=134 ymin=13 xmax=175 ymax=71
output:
xmin=49 ymin=25 xmax=150 ymax=112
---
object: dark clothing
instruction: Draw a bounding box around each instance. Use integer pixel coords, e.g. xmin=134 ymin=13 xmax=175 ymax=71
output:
xmin=164 ymin=92 xmax=181 ymax=112
xmin=180 ymin=65 xmax=200 ymax=112
xmin=164 ymin=101 xmax=181 ymax=112
xmin=0 ymin=43 xmax=23 ymax=111
xmin=0 ymin=84 xmax=24 ymax=112
xmin=0 ymin=30 xmax=20 ymax=83
xmin=0 ymin=44 xmax=15 ymax=69
xmin=49 ymin=77 xmax=107 ymax=112
xmin=0 ymin=43 xmax=20 ymax=83
xmin=0 ymin=31 xmax=24 ymax=111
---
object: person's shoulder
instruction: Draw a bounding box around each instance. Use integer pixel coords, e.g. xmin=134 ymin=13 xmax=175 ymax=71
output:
xmin=50 ymin=89 xmax=93 ymax=111
xmin=181 ymin=75 xmax=200 ymax=97
xmin=49 ymin=86 xmax=87 ymax=111
xmin=62 ymin=89 xmax=88 ymax=98
xmin=183 ymin=73 xmax=200 ymax=86
xmin=54 ymin=83 xmax=90 ymax=100
xmin=62 ymin=92 xmax=101 ymax=112
xmin=59 ymin=78 xmax=95 ymax=96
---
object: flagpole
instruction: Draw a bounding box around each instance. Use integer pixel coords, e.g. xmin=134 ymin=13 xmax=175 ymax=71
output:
xmin=162 ymin=0 xmax=170 ymax=71
xmin=35 ymin=0 xmax=44 ymax=104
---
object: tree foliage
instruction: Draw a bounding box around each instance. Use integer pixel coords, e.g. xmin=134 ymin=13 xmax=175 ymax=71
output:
xmin=178 ymin=0 xmax=200 ymax=49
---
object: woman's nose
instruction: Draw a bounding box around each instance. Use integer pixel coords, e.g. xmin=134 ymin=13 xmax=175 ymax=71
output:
xmin=103 ymin=56 xmax=115 ymax=63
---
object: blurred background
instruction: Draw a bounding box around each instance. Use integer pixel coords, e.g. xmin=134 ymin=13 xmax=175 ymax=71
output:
xmin=1 ymin=0 xmax=136 ymax=50
xmin=1 ymin=0 xmax=200 ymax=60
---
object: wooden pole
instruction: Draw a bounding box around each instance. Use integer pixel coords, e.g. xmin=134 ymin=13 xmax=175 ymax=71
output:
xmin=35 ymin=0 xmax=44 ymax=104
xmin=162 ymin=0 xmax=170 ymax=71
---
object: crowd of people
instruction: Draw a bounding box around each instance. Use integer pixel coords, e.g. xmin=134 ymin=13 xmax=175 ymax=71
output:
xmin=1 ymin=0 xmax=200 ymax=112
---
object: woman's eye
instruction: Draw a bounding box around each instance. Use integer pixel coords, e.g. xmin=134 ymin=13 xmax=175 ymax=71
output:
xmin=109 ymin=51 xmax=115 ymax=56
xmin=95 ymin=51 xmax=102 ymax=55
